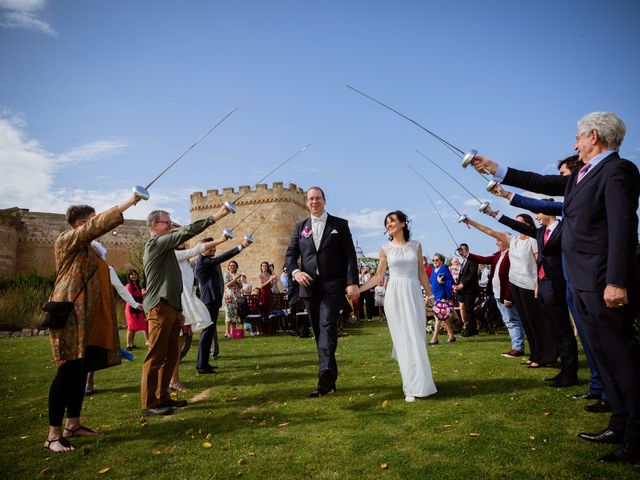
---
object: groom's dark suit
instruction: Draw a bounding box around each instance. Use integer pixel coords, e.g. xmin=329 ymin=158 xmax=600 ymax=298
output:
xmin=501 ymin=152 xmax=640 ymax=443
xmin=285 ymin=213 xmax=358 ymax=391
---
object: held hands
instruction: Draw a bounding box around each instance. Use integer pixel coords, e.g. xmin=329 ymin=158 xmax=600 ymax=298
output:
xmin=470 ymin=156 xmax=498 ymax=175
xmin=346 ymin=284 xmax=359 ymax=300
xmin=604 ymin=285 xmax=628 ymax=309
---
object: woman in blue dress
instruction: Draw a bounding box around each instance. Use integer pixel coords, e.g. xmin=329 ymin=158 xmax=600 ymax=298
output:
xmin=427 ymin=253 xmax=456 ymax=345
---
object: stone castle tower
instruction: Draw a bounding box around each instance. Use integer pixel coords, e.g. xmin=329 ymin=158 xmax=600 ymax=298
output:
xmin=190 ymin=182 xmax=308 ymax=285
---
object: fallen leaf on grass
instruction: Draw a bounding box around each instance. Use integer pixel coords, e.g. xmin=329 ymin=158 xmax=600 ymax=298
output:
xmin=98 ymin=467 xmax=110 ymax=474
xmin=442 ymin=425 xmax=452 ymax=428
xmin=20 ymin=435 xmax=29 ymax=439
xmin=202 ymin=442 xmax=212 ymax=448
xmin=151 ymin=449 xmax=161 ymax=455
xmin=381 ymin=400 xmax=390 ymax=408
xmin=348 ymin=396 xmax=353 ymax=404
xmin=529 ymin=436 xmax=535 ymax=440
xmin=543 ymin=411 xmax=551 ymax=416
xmin=164 ymin=446 xmax=175 ymax=453
xmin=37 ymin=467 xmax=50 ymax=478
xmin=140 ymin=417 xmax=148 ymax=426
xmin=278 ymin=422 xmax=289 ymax=427
xmin=371 ymin=376 xmax=376 ymax=379
xmin=380 ymin=463 xmax=389 ymax=470
xmin=468 ymin=433 xmax=481 ymax=437
xmin=237 ymin=457 xmax=246 ymax=465
xmin=470 ymin=385 xmax=478 ymax=390
xmin=227 ymin=397 xmax=238 ymax=401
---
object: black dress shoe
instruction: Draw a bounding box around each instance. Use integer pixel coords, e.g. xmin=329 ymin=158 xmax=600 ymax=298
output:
xmin=572 ymin=392 xmax=601 ymax=400
xmin=578 ymin=428 xmax=623 ymax=444
xmin=460 ymin=330 xmax=478 ymax=338
xmin=308 ymin=385 xmax=336 ymax=398
xmin=598 ymin=442 xmax=640 ymax=464
xmin=548 ymin=377 xmax=579 ymax=388
xmin=197 ymin=367 xmax=217 ymax=374
xmin=160 ymin=398 xmax=188 ymax=408
xmin=584 ymin=400 xmax=612 ymax=413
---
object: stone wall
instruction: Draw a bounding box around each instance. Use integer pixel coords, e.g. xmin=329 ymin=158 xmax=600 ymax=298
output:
xmin=190 ymin=182 xmax=308 ymax=286
xmin=0 ymin=207 xmax=149 ymax=278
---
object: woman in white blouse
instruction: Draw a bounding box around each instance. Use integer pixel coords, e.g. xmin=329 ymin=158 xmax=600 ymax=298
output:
xmin=463 ymin=212 xmax=549 ymax=369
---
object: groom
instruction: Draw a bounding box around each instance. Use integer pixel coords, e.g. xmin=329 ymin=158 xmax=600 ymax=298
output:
xmin=286 ymin=186 xmax=359 ymax=397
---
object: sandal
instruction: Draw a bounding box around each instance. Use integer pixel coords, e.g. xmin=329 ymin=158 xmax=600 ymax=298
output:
xmin=63 ymin=425 xmax=99 ymax=438
xmin=170 ymin=382 xmax=190 ymax=393
xmin=44 ymin=436 xmax=74 ymax=452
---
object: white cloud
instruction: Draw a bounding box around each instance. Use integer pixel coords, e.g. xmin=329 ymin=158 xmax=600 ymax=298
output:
xmin=338 ymin=208 xmax=388 ymax=230
xmin=0 ymin=112 xmax=183 ymax=220
xmin=55 ymin=139 xmax=130 ymax=167
xmin=0 ymin=0 xmax=56 ymax=36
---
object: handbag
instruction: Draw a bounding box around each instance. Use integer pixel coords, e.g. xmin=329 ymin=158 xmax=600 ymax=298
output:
xmin=41 ymin=267 xmax=98 ymax=329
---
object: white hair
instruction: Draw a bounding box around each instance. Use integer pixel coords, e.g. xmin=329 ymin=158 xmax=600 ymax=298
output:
xmin=577 ymin=112 xmax=626 ymax=151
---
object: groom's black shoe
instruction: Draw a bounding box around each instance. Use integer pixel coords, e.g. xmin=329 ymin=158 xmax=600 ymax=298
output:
xmin=578 ymin=428 xmax=623 ymax=444
xmin=598 ymin=442 xmax=640 ymax=464
xmin=308 ymin=385 xmax=335 ymax=398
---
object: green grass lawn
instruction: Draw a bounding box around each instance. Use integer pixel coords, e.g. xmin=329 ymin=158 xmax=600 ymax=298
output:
xmin=1 ymin=321 xmax=638 ymax=479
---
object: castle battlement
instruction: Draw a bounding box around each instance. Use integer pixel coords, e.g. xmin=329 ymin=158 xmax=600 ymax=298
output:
xmin=190 ymin=182 xmax=307 ymax=212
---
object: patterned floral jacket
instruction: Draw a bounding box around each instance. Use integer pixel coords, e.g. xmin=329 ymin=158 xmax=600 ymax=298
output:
xmin=49 ymin=206 xmax=124 ymax=367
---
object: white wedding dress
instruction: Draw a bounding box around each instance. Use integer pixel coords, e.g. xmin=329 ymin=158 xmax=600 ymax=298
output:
xmin=383 ymin=240 xmax=437 ymax=398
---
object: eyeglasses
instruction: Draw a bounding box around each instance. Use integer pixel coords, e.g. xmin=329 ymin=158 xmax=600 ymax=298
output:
xmin=432 ymin=258 xmax=440 ymax=261
xmin=154 ymin=220 xmax=171 ymax=225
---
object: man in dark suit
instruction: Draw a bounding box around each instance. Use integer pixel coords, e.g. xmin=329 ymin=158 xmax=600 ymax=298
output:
xmin=472 ymin=112 xmax=640 ymax=464
xmin=285 ymin=186 xmax=359 ymax=397
xmin=455 ymin=243 xmax=480 ymax=337
xmin=194 ymin=238 xmax=250 ymax=374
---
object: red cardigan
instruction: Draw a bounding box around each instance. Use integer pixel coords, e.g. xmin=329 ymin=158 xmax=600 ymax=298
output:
xmin=468 ymin=251 xmax=511 ymax=303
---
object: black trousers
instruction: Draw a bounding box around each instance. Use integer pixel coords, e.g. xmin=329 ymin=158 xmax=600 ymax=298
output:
xmin=510 ymin=283 xmax=546 ymax=362
xmin=197 ymin=301 xmax=221 ymax=369
xmin=305 ymin=289 xmax=341 ymax=388
xmin=538 ymin=279 xmax=577 ymax=377
xmin=462 ymin=290 xmax=479 ymax=334
xmin=573 ymin=288 xmax=640 ymax=442
xmin=48 ymin=358 xmax=88 ymax=426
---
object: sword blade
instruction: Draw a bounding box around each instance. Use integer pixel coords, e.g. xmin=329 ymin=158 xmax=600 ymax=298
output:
xmin=234 ymin=142 xmax=313 ymax=203
xmin=145 ymin=107 xmax=238 ymax=190
xmin=408 ymin=164 xmax=463 ymax=216
xmin=347 ymin=85 xmax=464 ymax=157
xmin=416 ymin=150 xmax=483 ymax=204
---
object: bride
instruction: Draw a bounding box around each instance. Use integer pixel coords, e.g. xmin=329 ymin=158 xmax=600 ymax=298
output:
xmin=359 ymin=211 xmax=437 ymax=402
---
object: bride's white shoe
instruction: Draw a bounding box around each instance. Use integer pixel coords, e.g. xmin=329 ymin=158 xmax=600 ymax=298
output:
xmin=405 ymin=395 xmax=415 ymax=402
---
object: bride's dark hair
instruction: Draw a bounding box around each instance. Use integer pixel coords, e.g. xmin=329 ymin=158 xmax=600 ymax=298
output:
xmin=384 ymin=211 xmax=411 ymax=241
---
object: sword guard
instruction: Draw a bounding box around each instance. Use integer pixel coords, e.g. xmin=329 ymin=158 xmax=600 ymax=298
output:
xmin=461 ymin=149 xmax=478 ymax=168
xmin=243 ymin=234 xmax=254 ymax=244
xmin=479 ymin=202 xmax=490 ymax=213
xmin=132 ymin=185 xmax=150 ymax=201
xmin=223 ymin=228 xmax=235 ymax=239
xmin=486 ymin=180 xmax=498 ymax=192
xmin=224 ymin=201 xmax=237 ymax=214
xmin=458 ymin=214 xmax=469 ymax=225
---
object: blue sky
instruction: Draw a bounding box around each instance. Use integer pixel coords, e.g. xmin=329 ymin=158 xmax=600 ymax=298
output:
xmin=1 ymin=0 xmax=639 ymax=259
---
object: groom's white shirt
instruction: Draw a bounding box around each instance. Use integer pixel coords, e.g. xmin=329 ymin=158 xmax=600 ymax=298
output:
xmin=311 ymin=212 xmax=328 ymax=250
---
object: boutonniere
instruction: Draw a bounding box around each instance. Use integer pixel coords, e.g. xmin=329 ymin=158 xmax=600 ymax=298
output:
xmin=301 ymin=226 xmax=312 ymax=239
